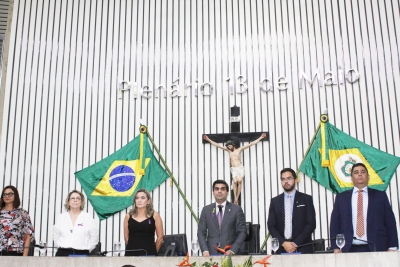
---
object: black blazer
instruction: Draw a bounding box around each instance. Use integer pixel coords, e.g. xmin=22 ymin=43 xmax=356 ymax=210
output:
xmin=267 ymin=191 xmax=316 ymax=254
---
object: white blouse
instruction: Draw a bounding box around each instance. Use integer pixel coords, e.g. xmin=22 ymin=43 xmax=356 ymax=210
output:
xmin=53 ymin=211 xmax=99 ymax=251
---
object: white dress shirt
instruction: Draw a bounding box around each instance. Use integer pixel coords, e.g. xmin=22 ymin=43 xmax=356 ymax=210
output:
xmin=53 ymin=211 xmax=99 ymax=251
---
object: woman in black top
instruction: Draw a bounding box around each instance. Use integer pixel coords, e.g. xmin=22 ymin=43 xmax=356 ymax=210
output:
xmin=124 ymin=189 xmax=164 ymax=256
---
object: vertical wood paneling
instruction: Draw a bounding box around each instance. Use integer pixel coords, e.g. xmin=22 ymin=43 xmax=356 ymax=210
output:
xmin=0 ymin=0 xmax=399 ymax=254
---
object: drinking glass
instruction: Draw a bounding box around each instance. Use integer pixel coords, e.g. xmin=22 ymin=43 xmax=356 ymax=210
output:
xmin=191 ymin=239 xmax=199 ymax=256
xmin=113 ymin=241 xmax=121 ymax=256
xmin=336 ymin=234 xmax=345 ymax=252
xmin=39 ymin=240 xmax=47 ymax=256
xmin=271 ymin=238 xmax=279 ymax=255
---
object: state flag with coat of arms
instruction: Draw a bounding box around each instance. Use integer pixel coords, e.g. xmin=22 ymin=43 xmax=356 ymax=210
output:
xmin=299 ymin=114 xmax=400 ymax=194
xmin=75 ymin=126 xmax=169 ymax=220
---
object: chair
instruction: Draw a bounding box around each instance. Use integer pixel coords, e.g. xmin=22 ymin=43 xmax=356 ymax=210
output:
xmin=28 ymin=239 xmax=35 ymax=256
xmin=90 ymin=242 xmax=101 ymax=256
xmin=248 ymin=224 xmax=260 ymax=254
xmin=239 ymin=222 xmax=260 ymax=255
xmin=312 ymin=239 xmax=326 ymax=253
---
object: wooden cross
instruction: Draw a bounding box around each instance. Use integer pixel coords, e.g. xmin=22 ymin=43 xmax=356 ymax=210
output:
xmin=203 ymin=106 xmax=268 ymax=205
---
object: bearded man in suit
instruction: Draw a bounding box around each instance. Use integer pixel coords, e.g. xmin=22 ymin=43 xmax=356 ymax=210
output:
xmin=267 ymin=168 xmax=316 ymax=254
xmin=197 ymin=180 xmax=247 ymax=256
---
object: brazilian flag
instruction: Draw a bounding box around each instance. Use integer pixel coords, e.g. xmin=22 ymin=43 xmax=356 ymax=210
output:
xmin=75 ymin=130 xmax=169 ymax=220
xmin=299 ymin=116 xmax=400 ymax=194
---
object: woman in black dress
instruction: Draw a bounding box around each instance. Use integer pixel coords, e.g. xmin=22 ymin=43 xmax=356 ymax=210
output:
xmin=124 ymin=189 xmax=164 ymax=256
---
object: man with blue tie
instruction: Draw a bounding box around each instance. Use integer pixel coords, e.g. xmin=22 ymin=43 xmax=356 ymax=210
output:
xmin=267 ymin=168 xmax=316 ymax=254
xmin=330 ymin=162 xmax=398 ymax=252
xmin=197 ymin=180 xmax=247 ymax=256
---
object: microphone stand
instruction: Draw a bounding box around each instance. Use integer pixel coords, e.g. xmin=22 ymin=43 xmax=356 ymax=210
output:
xmin=96 ymin=249 xmax=148 ymax=257
xmin=295 ymin=238 xmax=336 ymax=253
xmin=24 ymin=245 xmax=59 ymax=256
xmin=353 ymin=237 xmax=376 ymax=252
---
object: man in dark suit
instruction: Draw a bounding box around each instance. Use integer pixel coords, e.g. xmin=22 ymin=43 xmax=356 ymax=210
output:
xmin=267 ymin=168 xmax=316 ymax=254
xmin=197 ymin=180 xmax=247 ymax=256
xmin=330 ymin=162 xmax=398 ymax=253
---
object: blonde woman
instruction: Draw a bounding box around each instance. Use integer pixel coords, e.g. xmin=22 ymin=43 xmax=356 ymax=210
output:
xmin=124 ymin=189 xmax=164 ymax=256
xmin=53 ymin=190 xmax=99 ymax=256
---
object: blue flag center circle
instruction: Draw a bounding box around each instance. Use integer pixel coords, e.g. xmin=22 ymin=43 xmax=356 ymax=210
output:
xmin=109 ymin=165 xmax=136 ymax=192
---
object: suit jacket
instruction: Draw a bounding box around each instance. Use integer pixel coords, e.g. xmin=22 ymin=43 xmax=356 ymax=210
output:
xmin=197 ymin=201 xmax=247 ymax=255
xmin=267 ymin=191 xmax=316 ymax=254
xmin=330 ymin=187 xmax=398 ymax=252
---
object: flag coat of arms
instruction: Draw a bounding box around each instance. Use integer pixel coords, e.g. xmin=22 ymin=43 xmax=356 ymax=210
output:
xmin=75 ymin=132 xmax=169 ymax=220
xmin=299 ymin=117 xmax=400 ymax=194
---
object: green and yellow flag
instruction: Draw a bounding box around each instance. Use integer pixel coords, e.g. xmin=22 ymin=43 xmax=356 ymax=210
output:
xmin=75 ymin=130 xmax=169 ymax=220
xmin=299 ymin=116 xmax=400 ymax=194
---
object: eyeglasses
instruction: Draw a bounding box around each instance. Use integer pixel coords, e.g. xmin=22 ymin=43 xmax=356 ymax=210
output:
xmin=2 ymin=192 xmax=14 ymax=197
xmin=280 ymin=177 xmax=295 ymax=182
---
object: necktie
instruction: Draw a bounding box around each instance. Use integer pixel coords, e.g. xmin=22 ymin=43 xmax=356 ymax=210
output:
xmin=284 ymin=196 xmax=291 ymax=239
xmin=356 ymin=190 xmax=364 ymax=237
xmin=217 ymin=205 xmax=223 ymax=229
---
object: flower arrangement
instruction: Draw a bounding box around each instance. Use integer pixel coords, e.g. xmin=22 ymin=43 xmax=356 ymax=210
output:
xmin=177 ymin=252 xmax=271 ymax=267
xmin=190 ymin=255 xmax=254 ymax=267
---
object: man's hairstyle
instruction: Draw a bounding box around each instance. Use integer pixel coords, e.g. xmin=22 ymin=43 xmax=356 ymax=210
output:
xmin=0 ymin=185 xmax=21 ymax=209
xmin=280 ymin=168 xmax=297 ymax=179
xmin=213 ymin=180 xmax=229 ymax=191
xmin=351 ymin=163 xmax=368 ymax=174
xmin=225 ymin=140 xmax=238 ymax=148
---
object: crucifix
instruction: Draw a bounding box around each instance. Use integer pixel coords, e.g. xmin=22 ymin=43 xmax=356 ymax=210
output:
xmin=203 ymin=106 xmax=268 ymax=205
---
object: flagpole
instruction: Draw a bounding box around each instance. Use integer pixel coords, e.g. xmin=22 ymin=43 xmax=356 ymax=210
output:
xmin=260 ymin=232 xmax=270 ymax=251
xmin=143 ymin=126 xmax=199 ymax=223
xmin=296 ymin=122 xmax=322 ymax=179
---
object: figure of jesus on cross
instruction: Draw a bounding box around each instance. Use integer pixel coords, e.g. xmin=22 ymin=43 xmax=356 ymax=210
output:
xmin=204 ymin=133 xmax=267 ymax=205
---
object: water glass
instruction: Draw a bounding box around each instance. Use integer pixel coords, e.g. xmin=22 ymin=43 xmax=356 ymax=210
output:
xmin=39 ymin=240 xmax=47 ymax=256
xmin=271 ymin=238 xmax=279 ymax=254
xmin=336 ymin=234 xmax=345 ymax=251
xmin=113 ymin=241 xmax=121 ymax=256
xmin=191 ymin=239 xmax=199 ymax=256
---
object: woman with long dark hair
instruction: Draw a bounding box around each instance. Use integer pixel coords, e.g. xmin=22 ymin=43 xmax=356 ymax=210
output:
xmin=0 ymin=185 xmax=35 ymax=256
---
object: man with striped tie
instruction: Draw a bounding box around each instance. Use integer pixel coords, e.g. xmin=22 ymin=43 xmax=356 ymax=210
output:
xmin=330 ymin=163 xmax=398 ymax=253
xmin=267 ymin=168 xmax=316 ymax=254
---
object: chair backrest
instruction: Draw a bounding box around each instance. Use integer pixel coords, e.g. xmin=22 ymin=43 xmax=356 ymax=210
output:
xmin=28 ymin=239 xmax=35 ymax=256
xmin=248 ymin=224 xmax=260 ymax=254
xmin=312 ymin=239 xmax=325 ymax=252
xmin=90 ymin=242 xmax=101 ymax=256
xmin=239 ymin=223 xmax=260 ymax=255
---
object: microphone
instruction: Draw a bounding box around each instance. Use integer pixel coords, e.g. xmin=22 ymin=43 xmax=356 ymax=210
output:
xmin=295 ymin=238 xmax=336 ymax=252
xmin=353 ymin=237 xmax=376 ymax=252
xmin=95 ymin=249 xmax=148 ymax=256
xmin=324 ymin=237 xmax=336 ymax=251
